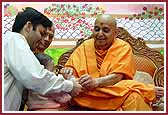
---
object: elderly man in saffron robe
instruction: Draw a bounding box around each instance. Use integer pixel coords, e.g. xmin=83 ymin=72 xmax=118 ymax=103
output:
xmin=65 ymin=14 xmax=156 ymax=111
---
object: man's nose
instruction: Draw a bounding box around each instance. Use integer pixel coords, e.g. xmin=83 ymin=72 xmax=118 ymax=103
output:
xmin=98 ymin=29 xmax=104 ymax=36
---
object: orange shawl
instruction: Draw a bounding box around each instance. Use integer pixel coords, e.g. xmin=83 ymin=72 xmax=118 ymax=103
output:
xmin=65 ymin=39 xmax=155 ymax=110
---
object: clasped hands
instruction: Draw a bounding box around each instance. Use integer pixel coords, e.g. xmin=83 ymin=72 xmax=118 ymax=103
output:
xmin=60 ymin=67 xmax=98 ymax=97
xmin=71 ymin=74 xmax=98 ymax=97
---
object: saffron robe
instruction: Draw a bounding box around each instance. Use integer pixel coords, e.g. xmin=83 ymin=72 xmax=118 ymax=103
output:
xmin=66 ymin=38 xmax=155 ymax=110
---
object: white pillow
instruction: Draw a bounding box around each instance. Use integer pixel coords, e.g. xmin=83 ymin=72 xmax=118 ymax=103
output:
xmin=133 ymin=71 xmax=154 ymax=85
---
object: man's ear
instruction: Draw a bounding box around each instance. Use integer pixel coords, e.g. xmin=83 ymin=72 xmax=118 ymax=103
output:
xmin=25 ymin=21 xmax=33 ymax=33
xmin=114 ymin=27 xmax=119 ymax=37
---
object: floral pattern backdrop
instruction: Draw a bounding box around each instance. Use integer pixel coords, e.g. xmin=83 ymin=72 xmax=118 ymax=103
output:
xmin=3 ymin=3 xmax=164 ymax=39
xmin=3 ymin=3 xmax=165 ymax=64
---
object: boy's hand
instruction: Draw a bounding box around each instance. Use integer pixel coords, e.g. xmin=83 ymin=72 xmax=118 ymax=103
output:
xmin=60 ymin=67 xmax=74 ymax=79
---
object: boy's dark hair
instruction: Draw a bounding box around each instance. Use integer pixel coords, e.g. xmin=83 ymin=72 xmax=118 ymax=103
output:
xmin=12 ymin=7 xmax=52 ymax=33
xmin=34 ymin=53 xmax=53 ymax=67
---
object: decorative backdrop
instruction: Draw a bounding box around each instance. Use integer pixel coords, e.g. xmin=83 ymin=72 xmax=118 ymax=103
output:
xmin=3 ymin=3 xmax=165 ymax=64
xmin=3 ymin=3 xmax=164 ymax=41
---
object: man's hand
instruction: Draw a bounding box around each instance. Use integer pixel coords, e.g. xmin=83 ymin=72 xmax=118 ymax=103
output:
xmin=155 ymin=86 xmax=164 ymax=98
xmin=70 ymin=80 xmax=82 ymax=97
xmin=78 ymin=74 xmax=98 ymax=91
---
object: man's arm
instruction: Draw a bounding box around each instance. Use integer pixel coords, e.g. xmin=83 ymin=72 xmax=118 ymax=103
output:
xmin=5 ymin=36 xmax=81 ymax=95
xmin=96 ymin=73 xmax=123 ymax=87
xmin=78 ymin=73 xmax=123 ymax=90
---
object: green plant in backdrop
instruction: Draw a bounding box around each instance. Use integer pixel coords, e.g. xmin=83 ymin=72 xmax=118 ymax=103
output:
xmin=45 ymin=48 xmax=70 ymax=64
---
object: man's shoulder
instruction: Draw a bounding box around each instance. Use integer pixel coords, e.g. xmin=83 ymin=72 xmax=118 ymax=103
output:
xmin=83 ymin=39 xmax=94 ymax=44
xmin=115 ymin=38 xmax=131 ymax=48
xmin=5 ymin=31 xmax=19 ymax=36
xmin=5 ymin=31 xmax=26 ymax=41
xmin=4 ymin=31 xmax=29 ymax=50
xmin=73 ymin=39 xmax=94 ymax=53
xmin=5 ymin=31 xmax=24 ymax=41
xmin=77 ymin=39 xmax=94 ymax=47
xmin=116 ymin=38 xmax=129 ymax=45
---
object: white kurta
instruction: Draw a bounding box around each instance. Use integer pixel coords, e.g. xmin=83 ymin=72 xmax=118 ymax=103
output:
xmin=3 ymin=31 xmax=73 ymax=111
